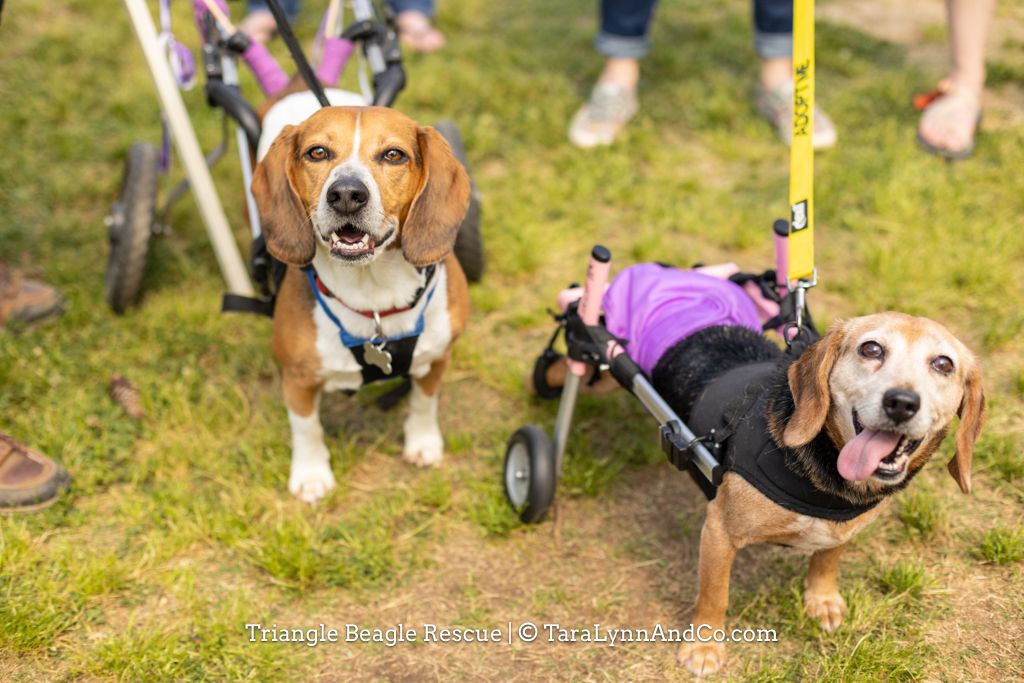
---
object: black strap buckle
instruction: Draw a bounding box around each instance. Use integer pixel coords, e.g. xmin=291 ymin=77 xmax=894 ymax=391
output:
xmin=660 ymin=424 xmax=717 ymax=477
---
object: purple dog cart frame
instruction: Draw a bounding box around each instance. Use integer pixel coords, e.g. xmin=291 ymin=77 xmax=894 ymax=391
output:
xmin=503 ymin=224 xmax=817 ymax=524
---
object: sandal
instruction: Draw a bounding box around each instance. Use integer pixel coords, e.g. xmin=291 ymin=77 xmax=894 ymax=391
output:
xmin=0 ymin=433 xmax=71 ymax=513
xmin=914 ymin=79 xmax=982 ymax=160
xmin=756 ymin=81 xmax=837 ymax=150
xmin=238 ymin=10 xmax=277 ymax=46
xmin=394 ymin=11 xmax=446 ymax=54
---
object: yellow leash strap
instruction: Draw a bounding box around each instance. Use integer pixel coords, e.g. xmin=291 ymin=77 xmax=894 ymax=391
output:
xmin=787 ymin=0 xmax=815 ymax=283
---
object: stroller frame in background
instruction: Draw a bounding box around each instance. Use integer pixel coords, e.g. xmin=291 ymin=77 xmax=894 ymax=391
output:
xmin=110 ymin=0 xmax=484 ymax=314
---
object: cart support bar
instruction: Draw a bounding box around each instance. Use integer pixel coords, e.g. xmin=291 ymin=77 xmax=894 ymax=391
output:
xmin=631 ymin=374 xmax=721 ymax=483
xmin=124 ymin=0 xmax=255 ymax=296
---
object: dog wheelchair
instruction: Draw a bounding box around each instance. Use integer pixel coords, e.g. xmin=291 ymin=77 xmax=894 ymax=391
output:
xmin=502 ymin=222 xmax=820 ymax=523
xmin=108 ymin=0 xmax=484 ymax=314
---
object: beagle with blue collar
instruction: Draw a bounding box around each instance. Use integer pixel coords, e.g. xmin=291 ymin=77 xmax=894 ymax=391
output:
xmin=252 ymin=106 xmax=470 ymax=503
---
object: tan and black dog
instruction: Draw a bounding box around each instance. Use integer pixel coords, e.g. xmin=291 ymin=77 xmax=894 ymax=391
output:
xmin=252 ymin=106 xmax=470 ymax=503
xmin=646 ymin=313 xmax=985 ymax=675
xmin=544 ymin=309 xmax=984 ymax=675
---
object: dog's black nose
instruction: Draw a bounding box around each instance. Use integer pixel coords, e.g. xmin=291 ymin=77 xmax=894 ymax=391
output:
xmin=326 ymin=178 xmax=369 ymax=214
xmin=883 ymin=389 xmax=920 ymax=424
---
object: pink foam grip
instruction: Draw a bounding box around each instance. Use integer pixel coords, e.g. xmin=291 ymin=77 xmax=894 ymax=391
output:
xmin=773 ymin=232 xmax=789 ymax=290
xmin=316 ymin=38 xmax=354 ymax=87
xmin=243 ymin=42 xmax=290 ymax=96
xmin=567 ymin=254 xmax=612 ymax=377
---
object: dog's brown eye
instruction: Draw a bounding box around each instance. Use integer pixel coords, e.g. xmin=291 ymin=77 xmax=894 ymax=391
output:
xmin=381 ymin=148 xmax=407 ymax=164
xmin=931 ymin=355 xmax=954 ymax=375
xmin=305 ymin=145 xmax=329 ymax=162
xmin=858 ymin=341 xmax=884 ymax=360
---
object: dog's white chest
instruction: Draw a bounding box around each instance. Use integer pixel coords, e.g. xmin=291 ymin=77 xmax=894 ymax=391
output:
xmin=311 ymin=265 xmax=452 ymax=392
xmin=782 ymin=505 xmax=885 ymax=552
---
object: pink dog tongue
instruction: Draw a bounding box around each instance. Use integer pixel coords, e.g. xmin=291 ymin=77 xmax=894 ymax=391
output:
xmin=837 ymin=429 xmax=902 ymax=481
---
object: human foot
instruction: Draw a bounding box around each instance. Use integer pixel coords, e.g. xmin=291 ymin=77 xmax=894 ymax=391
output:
xmin=756 ymin=81 xmax=837 ymax=150
xmin=238 ymin=9 xmax=276 ymax=45
xmin=394 ymin=10 xmax=445 ymax=53
xmin=568 ymin=81 xmax=638 ymax=148
xmin=915 ymin=79 xmax=981 ymax=160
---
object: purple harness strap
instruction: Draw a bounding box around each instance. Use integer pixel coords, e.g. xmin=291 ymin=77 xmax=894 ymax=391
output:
xmin=602 ymin=264 xmax=763 ymax=376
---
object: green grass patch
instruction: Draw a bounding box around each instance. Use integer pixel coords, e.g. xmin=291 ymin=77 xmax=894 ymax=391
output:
xmin=973 ymin=526 xmax=1024 ymax=565
xmin=896 ymin=489 xmax=946 ymax=538
xmin=2 ymin=0 xmax=1024 ymax=679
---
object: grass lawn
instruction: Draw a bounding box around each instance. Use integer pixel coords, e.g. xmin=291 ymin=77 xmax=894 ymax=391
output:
xmin=2 ymin=0 xmax=1023 ymax=680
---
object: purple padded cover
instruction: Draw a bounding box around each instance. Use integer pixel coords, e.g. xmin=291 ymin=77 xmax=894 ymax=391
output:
xmin=602 ymin=263 xmax=762 ymax=376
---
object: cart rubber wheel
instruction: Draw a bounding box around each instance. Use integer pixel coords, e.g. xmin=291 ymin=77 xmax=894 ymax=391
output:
xmin=106 ymin=141 xmax=158 ymax=314
xmin=504 ymin=425 xmax=556 ymax=524
xmin=530 ymin=348 xmax=565 ymax=400
xmin=435 ymin=120 xmax=485 ymax=282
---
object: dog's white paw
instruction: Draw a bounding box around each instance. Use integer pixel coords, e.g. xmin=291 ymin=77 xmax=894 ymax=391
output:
xmin=289 ymin=459 xmax=336 ymax=504
xmin=804 ymin=591 xmax=846 ymax=633
xmin=678 ymin=641 xmax=726 ymax=677
xmin=402 ymin=420 xmax=443 ymax=468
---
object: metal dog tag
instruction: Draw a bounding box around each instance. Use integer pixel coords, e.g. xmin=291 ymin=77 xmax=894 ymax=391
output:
xmin=363 ymin=340 xmax=393 ymax=374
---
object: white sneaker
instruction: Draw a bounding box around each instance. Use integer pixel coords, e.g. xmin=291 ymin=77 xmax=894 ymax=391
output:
xmin=568 ymin=82 xmax=639 ymax=149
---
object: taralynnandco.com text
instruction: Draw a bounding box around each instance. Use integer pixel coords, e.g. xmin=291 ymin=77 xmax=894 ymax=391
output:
xmin=244 ymin=622 xmax=779 ymax=648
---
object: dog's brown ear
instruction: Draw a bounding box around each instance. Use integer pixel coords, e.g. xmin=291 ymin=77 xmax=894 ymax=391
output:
xmin=783 ymin=322 xmax=846 ymax=447
xmin=252 ymin=125 xmax=315 ymax=266
xmin=948 ymin=361 xmax=985 ymax=494
xmin=401 ymin=126 xmax=470 ymax=267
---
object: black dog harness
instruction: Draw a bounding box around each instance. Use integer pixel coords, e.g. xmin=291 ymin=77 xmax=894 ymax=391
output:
xmin=685 ymin=362 xmax=881 ymax=522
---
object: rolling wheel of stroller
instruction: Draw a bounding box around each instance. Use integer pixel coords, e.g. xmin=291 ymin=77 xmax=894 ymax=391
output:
xmin=106 ymin=141 xmax=158 ymax=314
xmin=435 ymin=120 xmax=484 ymax=282
xmin=503 ymin=425 xmax=556 ymax=524
xmin=530 ymin=348 xmax=565 ymax=400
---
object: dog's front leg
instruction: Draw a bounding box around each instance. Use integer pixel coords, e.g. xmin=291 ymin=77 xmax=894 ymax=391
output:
xmin=283 ymin=371 xmax=334 ymax=503
xmin=679 ymin=500 xmax=737 ymax=677
xmin=403 ymin=353 xmax=448 ymax=467
xmin=803 ymin=543 xmax=847 ymax=632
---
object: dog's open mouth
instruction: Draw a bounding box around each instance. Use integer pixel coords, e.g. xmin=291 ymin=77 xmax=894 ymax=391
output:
xmin=838 ymin=410 xmax=921 ymax=482
xmin=327 ymin=224 xmax=376 ymax=258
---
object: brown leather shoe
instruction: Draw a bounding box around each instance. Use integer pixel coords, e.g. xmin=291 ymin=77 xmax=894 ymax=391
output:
xmin=0 ymin=433 xmax=71 ymax=512
xmin=0 ymin=264 xmax=65 ymax=327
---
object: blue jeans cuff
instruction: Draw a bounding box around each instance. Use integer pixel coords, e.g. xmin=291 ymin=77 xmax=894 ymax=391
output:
xmin=595 ymin=31 xmax=650 ymax=60
xmin=386 ymin=0 xmax=436 ymax=16
xmin=246 ymin=0 xmax=301 ymax=19
xmin=755 ymin=30 xmax=792 ymax=59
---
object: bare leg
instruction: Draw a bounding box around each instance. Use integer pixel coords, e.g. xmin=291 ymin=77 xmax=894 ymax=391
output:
xmin=803 ymin=544 xmax=847 ymax=632
xmin=568 ymin=57 xmax=640 ymax=148
xmin=678 ymin=501 xmax=737 ymax=676
xmin=947 ymin=0 xmax=995 ymax=95
xmin=759 ymin=56 xmax=790 ymax=91
xmin=918 ymin=0 xmax=996 ymax=154
xmin=598 ymin=57 xmax=640 ymax=91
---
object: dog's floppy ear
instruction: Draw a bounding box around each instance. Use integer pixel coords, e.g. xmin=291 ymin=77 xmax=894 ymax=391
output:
xmin=400 ymin=126 xmax=470 ymax=267
xmin=948 ymin=360 xmax=985 ymax=495
xmin=783 ymin=322 xmax=846 ymax=447
xmin=251 ymin=125 xmax=315 ymax=266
